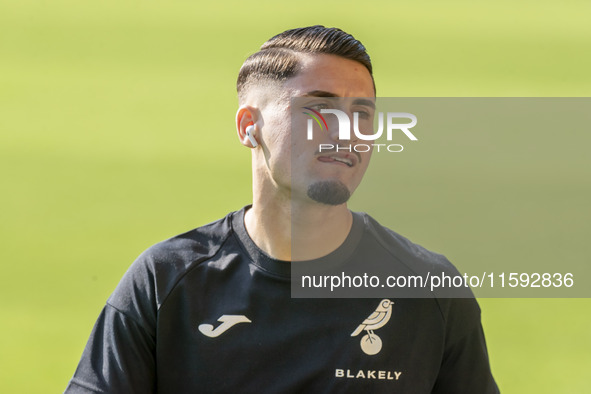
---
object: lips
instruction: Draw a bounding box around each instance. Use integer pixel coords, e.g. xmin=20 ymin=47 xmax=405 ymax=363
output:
xmin=317 ymin=153 xmax=357 ymax=167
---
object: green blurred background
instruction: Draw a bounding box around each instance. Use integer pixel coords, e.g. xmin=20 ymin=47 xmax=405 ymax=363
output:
xmin=1 ymin=0 xmax=589 ymax=392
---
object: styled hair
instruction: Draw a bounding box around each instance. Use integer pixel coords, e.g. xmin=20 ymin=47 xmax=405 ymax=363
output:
xmin=237 ymin=25 xmax=374 ymax=101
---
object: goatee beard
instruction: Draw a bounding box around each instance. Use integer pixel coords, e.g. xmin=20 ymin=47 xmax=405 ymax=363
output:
xmin=306 ymin=180 xmax=351 ymax=206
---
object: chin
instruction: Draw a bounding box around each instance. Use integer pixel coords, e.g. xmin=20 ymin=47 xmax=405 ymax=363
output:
xmin=306 ymin=180 xmax=351 ymax=206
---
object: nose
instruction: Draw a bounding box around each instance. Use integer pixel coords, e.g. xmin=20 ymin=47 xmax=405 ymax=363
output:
xmin=327 ymin=118 xmax=342 ymax=142
xmin=325 ymin=111 xmax=359 ymax=144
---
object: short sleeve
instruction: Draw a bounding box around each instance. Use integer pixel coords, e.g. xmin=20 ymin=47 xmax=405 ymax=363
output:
xmin=65 ymin=304 xmax=156 ymax=393
xmin=431 ymin=299 xmax=500 ymax=394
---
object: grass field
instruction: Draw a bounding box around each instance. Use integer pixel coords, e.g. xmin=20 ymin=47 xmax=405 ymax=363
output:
xmin=1 ymin=0 xmax=590 ymax=392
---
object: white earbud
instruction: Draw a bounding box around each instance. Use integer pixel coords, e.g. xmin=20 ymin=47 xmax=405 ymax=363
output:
xmin=245 ymin=125 xmax=258 ymax=148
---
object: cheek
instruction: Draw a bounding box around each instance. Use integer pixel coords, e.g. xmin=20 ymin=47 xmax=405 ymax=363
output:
xmin=264 ymin=135 xmax=293 ymax=174
xmin=355 ymin=151 xmax=372 ymax=177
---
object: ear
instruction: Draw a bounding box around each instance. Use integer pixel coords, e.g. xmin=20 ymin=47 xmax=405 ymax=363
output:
xmin=236 ymin=105 xmax=261 ymax=149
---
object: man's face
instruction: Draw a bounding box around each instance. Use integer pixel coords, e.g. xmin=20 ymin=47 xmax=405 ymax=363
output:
xmin=254 ymin=53 xmax=375 ymax=206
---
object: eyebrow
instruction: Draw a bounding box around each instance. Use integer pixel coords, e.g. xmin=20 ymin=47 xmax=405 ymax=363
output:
xmin=352 ymin=98 xmax=376 ymax=110
xmin=302 ymin=90 xmax=339 ymax=98
xmin=302 ymin=91 xmax=376 ymax=109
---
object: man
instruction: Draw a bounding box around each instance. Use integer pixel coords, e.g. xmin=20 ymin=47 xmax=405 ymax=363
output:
xmin=66 ymin=26 xmax=499 ymax=393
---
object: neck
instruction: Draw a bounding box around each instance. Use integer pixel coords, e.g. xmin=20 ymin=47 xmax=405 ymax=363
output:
xmin=244 ymin=196 xmax=353 ymax=261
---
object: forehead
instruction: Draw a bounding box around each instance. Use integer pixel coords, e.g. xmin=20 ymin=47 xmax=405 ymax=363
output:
xmin=283 ymin=53 xmax=375 ymax=98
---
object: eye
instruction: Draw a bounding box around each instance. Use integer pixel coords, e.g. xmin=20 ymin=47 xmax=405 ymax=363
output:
xmin=307 ymin=102 xmax=330 ymax=111
xmin=356 ymin=110 xmax=371 ymax=119
xmin=352 ymin=105 xmax=374 ymax=120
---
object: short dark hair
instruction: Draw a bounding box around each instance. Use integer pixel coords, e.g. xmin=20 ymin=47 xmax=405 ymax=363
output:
xmin=237 ymin=25 xmax=374 ymax=101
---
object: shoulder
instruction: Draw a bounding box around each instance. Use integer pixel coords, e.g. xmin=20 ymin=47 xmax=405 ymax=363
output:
xmin=357 ymin=212 xmax=478 ymax=315
xmin=357 ymin=212 xmax=458 ymax=276
xmin=107 ymin=211 xmax=237 ymax=325
xmin=138 ymin=212 xmax=234 ymax=274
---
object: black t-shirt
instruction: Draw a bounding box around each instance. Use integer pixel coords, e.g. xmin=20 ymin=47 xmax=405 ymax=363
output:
xmin=66 ymin=207 xmax=499 ymax=393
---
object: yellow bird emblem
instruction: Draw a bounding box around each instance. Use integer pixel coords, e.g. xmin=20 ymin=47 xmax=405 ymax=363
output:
xmin=351 ymin=299 xmax=394 ymax=355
